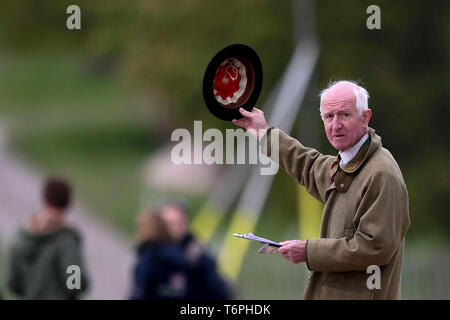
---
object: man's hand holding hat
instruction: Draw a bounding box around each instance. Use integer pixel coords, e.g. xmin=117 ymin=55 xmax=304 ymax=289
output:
xmin=232 ymin=107 xmax=269 ymax=141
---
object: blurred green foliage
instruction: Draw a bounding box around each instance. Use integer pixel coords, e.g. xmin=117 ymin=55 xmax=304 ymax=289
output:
xmin=0 ymin=0 xmax=294 ymax=129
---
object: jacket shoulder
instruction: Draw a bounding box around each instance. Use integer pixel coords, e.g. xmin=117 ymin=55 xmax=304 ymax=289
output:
xmin=366 ymin=147 xmax=405 ymax=182
xmin=56 ymin=227 xmax=83 ymax=247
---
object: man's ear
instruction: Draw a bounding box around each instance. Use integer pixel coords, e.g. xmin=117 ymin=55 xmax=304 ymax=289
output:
xmin=362 ymin=108 xmax=372 ymax=126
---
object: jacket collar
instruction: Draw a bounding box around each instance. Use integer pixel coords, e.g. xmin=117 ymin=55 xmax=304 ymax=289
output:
xmin=341 ymin=127 xmax=381 ymax=173
xmin=328 ymin=127 xmax=381 ymax=193
xmin=339 ymin=133 xmax=369 ymax=167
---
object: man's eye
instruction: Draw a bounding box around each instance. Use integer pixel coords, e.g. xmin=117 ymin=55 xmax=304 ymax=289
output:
xmin=343 ymin=113 xmax=349 ymax=117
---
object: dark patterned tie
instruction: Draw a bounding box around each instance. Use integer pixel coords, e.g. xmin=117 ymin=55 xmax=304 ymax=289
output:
xmin=330 ymin=155 xmax=341 ymax=184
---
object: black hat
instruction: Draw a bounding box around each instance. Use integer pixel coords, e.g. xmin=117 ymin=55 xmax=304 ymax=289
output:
xmin=203 ymin=44 xmax=263 ymax=121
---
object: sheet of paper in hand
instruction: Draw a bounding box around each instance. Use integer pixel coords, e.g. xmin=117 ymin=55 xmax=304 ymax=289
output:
xmin=232 ymin=232 xmax=281 ymax=254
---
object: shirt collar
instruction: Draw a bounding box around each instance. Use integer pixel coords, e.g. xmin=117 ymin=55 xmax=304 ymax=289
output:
xmin=339 ymin=132 xmax=369 ymax=168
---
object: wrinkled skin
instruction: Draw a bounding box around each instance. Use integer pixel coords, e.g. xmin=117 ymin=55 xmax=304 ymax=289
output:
xmin=321 ymin=81 xmax=372 ymax=152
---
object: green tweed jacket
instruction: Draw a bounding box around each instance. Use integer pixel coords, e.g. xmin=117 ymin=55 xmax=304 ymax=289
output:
xmin=262 ymin=127 xmax=410 ymax=299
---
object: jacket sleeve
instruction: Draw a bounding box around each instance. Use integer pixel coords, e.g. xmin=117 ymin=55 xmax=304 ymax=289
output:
xmin=261 ymin=127 xmax=334 ymax=203
xmin=306 ymin=170 xmax=410 ymax=272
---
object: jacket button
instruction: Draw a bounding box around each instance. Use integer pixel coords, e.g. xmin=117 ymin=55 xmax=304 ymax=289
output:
xmin=340 ymin=183 xmax=344 ymax=188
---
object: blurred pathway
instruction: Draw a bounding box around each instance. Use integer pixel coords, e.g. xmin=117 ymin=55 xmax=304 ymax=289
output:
xmin=0 ymin=127 xmax=135 ymax=299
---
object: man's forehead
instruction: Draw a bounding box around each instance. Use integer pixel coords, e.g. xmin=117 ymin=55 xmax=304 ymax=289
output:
xmin=322 ymin=82 xmax=357 ymax=107
xmin=322 ymin=103 xmax=355 ymax=114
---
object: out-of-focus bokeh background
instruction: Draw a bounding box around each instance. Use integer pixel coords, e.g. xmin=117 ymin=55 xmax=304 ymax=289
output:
xmin=0 ymin=0 xmax=448 ymax=299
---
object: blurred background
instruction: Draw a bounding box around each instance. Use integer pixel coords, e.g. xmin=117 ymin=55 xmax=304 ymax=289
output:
xmin=0 ymin=0 xmax=448 ymax=299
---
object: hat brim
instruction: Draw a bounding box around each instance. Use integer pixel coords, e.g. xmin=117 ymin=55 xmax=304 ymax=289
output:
xmin=203 ymin=44 xmax=263 ymax=121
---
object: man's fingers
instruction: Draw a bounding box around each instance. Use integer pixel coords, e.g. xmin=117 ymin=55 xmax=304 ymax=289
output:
xmin=232 ymin=119 xmax=241 ymax=126
xmin=239 ymin=107 xmax=256 ymax=118
xmin=278 ymin=240 xmax=299 ymax=254
xmin=232 ymin=119 xmax=246 ymax=127
xmin=278 ymin=246 xmax=287 ymax=254
xmin=279 ymin=251 xmax=293 ymax=262
xmin=278 ymin=244 xmax=294 ymax=254
xmin=253 ymin=107 xmax=264 ymax=115
xmin=279 ymin=240 xmax=296 ymax=246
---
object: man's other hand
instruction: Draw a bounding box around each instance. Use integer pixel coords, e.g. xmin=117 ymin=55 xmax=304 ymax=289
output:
xmin=232 ymin=107 xmax=269 ymax=141
xmin=278 ymin=240 xmax=307 ymax=264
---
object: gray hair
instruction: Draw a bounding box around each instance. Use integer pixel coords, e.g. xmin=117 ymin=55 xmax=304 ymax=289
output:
xmin=319 ymin=80 xmax=370 ymax=115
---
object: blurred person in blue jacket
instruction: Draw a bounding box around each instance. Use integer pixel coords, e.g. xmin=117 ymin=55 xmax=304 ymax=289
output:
xmin=130 ymin=209 xmax=190 ymax=300
xmin=160 ymin=201 xmax=232 ymax=299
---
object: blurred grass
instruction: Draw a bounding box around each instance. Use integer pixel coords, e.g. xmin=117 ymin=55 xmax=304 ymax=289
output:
xmin=0 ymin=51 xmax=154 ymax=235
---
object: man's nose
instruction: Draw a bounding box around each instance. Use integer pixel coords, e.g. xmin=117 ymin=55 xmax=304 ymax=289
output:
xmin=332 ymin=116 xmax=343 ymax=129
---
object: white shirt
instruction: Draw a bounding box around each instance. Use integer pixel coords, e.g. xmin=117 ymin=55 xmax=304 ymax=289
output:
xmin=339 ymin=133 xmax=369 ymax=168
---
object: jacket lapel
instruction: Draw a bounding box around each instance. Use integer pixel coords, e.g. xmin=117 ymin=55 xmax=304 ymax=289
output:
xmin=327 ymin=128 xmax=382 ymax=194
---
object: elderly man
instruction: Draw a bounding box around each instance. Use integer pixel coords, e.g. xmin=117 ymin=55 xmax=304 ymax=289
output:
xmin=232 ymin=80 xmax=410 ymax=300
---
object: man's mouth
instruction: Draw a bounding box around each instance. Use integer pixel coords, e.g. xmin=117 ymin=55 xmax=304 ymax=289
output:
xmin=333 ymin=134 xmax=345 ymax=138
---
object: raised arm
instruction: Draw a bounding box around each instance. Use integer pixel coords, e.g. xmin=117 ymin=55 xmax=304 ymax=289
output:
xmin=233 ymin=107 xmax=334 ymax=202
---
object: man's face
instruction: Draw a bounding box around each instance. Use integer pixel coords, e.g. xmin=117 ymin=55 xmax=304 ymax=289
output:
xmin=321 ymin=83 xmax=371 ymax=151
xmin=161 ymin=205 xmax=188 ymax=243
